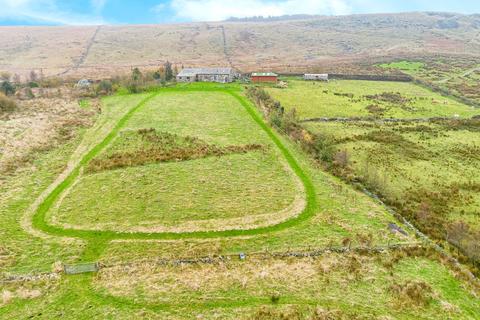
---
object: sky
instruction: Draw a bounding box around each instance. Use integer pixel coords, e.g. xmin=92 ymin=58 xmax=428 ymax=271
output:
xmin=0 ymin=0 xmax=479 ymax=26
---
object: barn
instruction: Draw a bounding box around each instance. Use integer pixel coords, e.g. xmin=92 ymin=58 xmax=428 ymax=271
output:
xmin=304 ymin=74 xmax=329 ymax=81
xmin=251 ymin=72 xmax=278 ymax=83
xmin=176 ymin=68 xmax=237 ymax=83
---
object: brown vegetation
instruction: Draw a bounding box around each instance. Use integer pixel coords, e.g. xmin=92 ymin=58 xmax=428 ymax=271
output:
xmin=1 ymin=13 xmax=480 ymax=79
xmin=389 ymin=280 xmax=434 ymax=309
xmin=0 ymin=97 xmax=95 ymax=175
xmin=86 ymin=129 xmax=265 ymax=173
xmin=247 ymin=86 xmax=480 ymax=276
xmin=0 ymin=93 xmax=17 ymax=116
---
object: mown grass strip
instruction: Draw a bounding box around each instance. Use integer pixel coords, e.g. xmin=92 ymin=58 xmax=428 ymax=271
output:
xmin=31 ymin=85 xmax=317 ymax=241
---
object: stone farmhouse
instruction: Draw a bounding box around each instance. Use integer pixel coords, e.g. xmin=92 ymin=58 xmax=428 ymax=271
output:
xmin=176 ymin=67 xmax=238 ymax=83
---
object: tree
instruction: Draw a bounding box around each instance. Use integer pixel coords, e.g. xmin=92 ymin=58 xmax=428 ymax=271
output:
xmin=131 ymin=68 xmax=142 ymax=82
xmin=164 ymin=61 xmax=173 ymax=81
xmin=153 ymin=71 xmax=161 ymax=80
xmin=96 ymin=80 xmax=113 ymax=94
xmin=29 ymin=70 xmax=38 ymax=82
xmin=1 ymin=81 xmax=15 ymax=96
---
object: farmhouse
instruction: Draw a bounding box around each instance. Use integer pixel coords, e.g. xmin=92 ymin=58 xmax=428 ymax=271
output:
xmin=304 ymin=74 xmax=329 ymax=81
xmin=251 ymin=72 xmax=278 ymax=83
xmin=176 ymin=68 xmax=237 ymax=83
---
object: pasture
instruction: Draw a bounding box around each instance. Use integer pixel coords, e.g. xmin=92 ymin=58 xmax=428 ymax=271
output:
xmin=1 ymin=84 xmax=480 ymax=319
xmin=267 ymin=79 xmax=479 ymax=119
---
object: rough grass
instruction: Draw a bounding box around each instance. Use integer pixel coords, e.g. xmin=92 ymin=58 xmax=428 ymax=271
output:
xmin=2 ymin=84 xmax=480 ymax=319
xmin=380 ymin=57 xmax=480 ymax=104
xmin=99 ymin=134 xmax=414 ymax=263
xmin=48 ymin=91 xmax=303 ymax=233
xmin=267 ymin=80 xmax=480 ymax=119
xmin=92 ymin=254 xmax=480 ymax=319
xmin=305 ymin=119 xmax=480 ymax=268
xmin=51 ymin=152 xmax=299 ymax=233
xmin=86 ymin=128 xmax=265 ymax=173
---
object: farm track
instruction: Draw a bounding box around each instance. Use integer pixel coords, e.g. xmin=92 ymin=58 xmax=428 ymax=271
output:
xmin=436 ymin=65 xmax=480 ymax=84
xmin=219 ymin=25 xmax=234 ymax=68
xmin=27 ymin=87 xmax=316 ymax=247
xmin=57 ymin=25 xmax=101 ymax=76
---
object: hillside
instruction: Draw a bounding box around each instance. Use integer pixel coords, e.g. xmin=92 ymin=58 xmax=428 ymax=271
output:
xmin=1 ymin=12 xmax=480 ymax=79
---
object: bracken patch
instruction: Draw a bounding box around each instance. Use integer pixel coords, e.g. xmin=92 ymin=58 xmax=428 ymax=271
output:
xmin=86 ymin=128 xmax=265 ymax=173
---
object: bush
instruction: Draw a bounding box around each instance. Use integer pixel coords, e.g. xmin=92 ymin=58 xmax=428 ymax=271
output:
xmin=96 ymin=80 xmax=113 ymax=95
xmin=1 ymin=81 xmax=15 ymax=95
xmin=39 ymin=77 xmax=63 ymax=88
xmin=0 ymin=93 xmax=17 ymax=113
xmin=389 ymin=280 xmax=434 ymax=308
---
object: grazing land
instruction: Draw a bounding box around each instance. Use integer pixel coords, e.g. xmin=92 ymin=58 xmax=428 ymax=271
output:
xmin=269 ymin=78 xmax=480 ymax=273
xmin=1 ymin=83 xmax=480 ymax=319
xmin=380 ymin=57 xmax=480 ymax=105
xmin=267 ymin=79 xmax=479 ymax=120
xmin=50 ymin=91 xmax=301 ymax=233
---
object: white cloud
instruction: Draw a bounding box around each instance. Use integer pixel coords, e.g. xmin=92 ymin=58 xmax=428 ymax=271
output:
xmin=0 ymin=0 xmax=106 ymax=25
xmin=91 ymin=0 xmax=108 ymax=14
xmin=169 ymin=0 xmax=353 ymax=21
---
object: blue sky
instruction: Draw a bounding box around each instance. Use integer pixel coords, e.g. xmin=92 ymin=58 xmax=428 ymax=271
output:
xmin=0 ymin=0 xmax=479 ymax=26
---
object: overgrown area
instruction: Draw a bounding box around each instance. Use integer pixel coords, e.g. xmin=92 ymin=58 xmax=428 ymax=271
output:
xmin=266 ymin=79 xmax=479 ymax=120
xmin=87 ymin=128 xmax=264 ymax=173
xmin=0 ymin=96 xmax=95 ymax=176
xmin=258 ymin=81 xmax=480 ymax=275
xmin=1 ymin=84 xmax=479 ymax=319
xmin=380 ymin=57 xmax=480 ymax=107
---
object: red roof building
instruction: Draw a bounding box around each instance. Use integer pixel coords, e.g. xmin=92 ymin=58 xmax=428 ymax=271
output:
xmin=251 ymin=72 xmax=278 ymax=83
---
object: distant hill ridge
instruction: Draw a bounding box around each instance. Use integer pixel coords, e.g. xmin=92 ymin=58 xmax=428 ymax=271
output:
xmin=0 ymin=12 xmax=479 ymax=79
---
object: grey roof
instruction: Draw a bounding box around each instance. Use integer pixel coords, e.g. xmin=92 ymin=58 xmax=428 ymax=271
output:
xmin=177 ymin=67 xmax=234 ymax=77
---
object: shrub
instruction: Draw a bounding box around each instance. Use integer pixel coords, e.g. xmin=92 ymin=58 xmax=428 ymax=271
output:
xmin=39 ymin=77 xmax=63 ymax=88
xmin=270 ymin=293 xmax=281 ymax=304
xmin=1 ymin=81 xmax=15 ymax=95
xmin=86 ymin=129 xmax=265 ymax=173
xmin=0 ymin=93 xmax=17 ymax=114
xmin=389 ymin=280 xmax=434 ymax=308
xmin=96 ymin=80 xmax=113 ymax=95
xmin=333 ymin=149 xmax=350 ymax=169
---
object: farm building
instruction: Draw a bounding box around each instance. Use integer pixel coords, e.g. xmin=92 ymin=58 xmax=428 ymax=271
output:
xmin=176 ymin=68 xmax=237 ymax=83
xmin=304 ymin=74 xmax=329 ymax=81
xmin=251 ymin=72 xmax=278 ymax=83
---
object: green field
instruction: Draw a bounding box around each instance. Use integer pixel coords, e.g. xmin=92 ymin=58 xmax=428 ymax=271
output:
xmin=267 ymin=79 xmax=480 ymax=119
xmin=267 ymin=77 xmax=480 ymax=276
xmin=49 ymin=91 xmax=301 ymax=233
xmin=305 ymin=120 xmax=480 ymax=232
xmin=379 ymin=61 xmax=426 ymax=73
xmin=379 ymin=58 xmax=480 ymax=105
xmin=2 ymin=84 xmax=480 ymax=319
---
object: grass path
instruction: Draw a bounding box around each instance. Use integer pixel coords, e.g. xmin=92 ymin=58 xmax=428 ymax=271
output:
xmin=26 ymin=86 xmax=316 ymax=259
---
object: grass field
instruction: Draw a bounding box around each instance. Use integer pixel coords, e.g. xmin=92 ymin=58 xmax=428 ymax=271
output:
xmin=92 ymin=255 xmax=480 ymax=319
xmin=305 ymin=120 xmax=480 ymax=231
xmin=2 ymin=84 xmax=480 ymax=319
xmin=266 ymin=77 xmax=480 ymax=274
xmin=48 ymin=91 xmax=301 ymax=233
xmin=267 ymin=79 xmax=480 ymax=119
xmin=380 ymin=58 xmax=480 ymax=105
